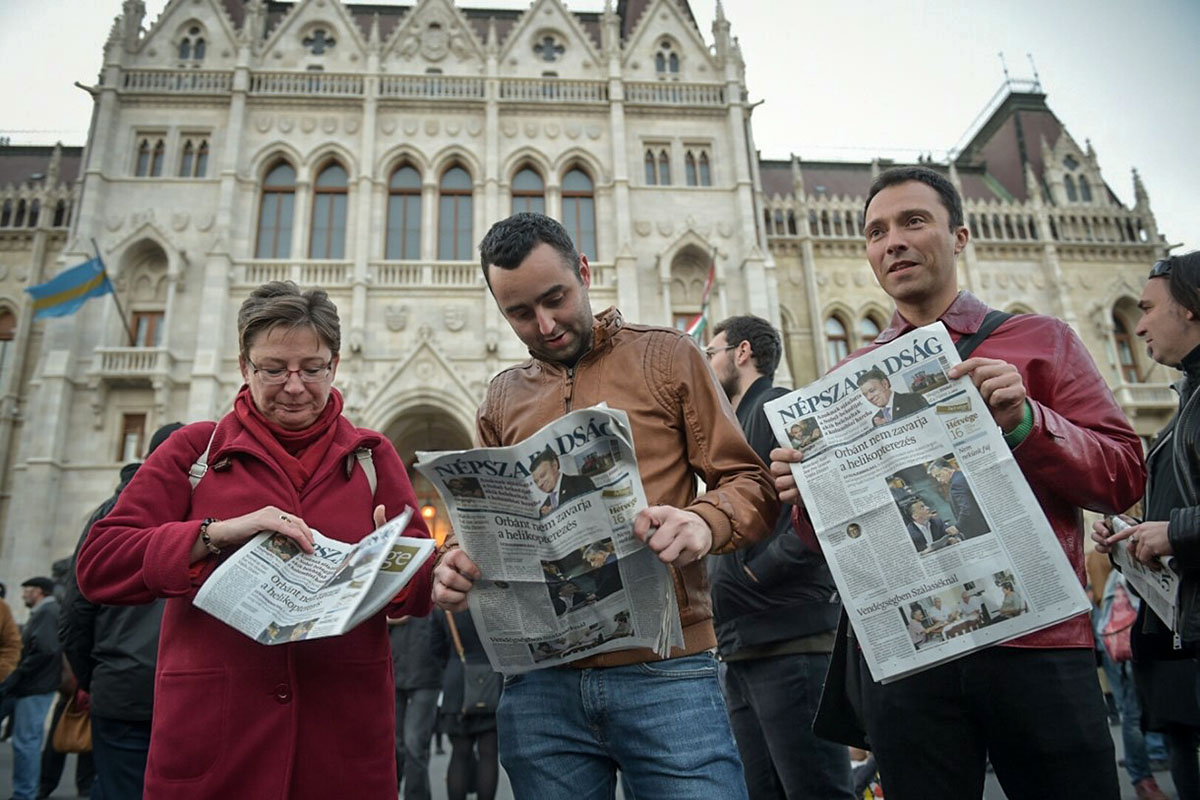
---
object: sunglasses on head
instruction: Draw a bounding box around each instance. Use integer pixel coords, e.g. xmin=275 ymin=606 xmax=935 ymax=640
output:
xmin=1149 ymin=258 xmax=1174 ymax=279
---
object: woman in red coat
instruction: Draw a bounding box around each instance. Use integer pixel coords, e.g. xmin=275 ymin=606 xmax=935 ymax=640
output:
xmin=77 ymin=281 xmax=434 ymax=799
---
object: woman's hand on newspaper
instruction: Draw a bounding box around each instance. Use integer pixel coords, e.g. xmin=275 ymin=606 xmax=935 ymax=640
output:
xmin=634 ymin=506 xmax=711 ymax=567
xmin=433 ymin=549 xmax=480 ymax=612
xmin=768 ymin=447 xmax=804 ymax=505
xmin=948 ymin=357 xmax=1028 ymax=434
xmin=1095 ymin=518 xmax=1172 ymax=565
xmin=194 ymin=506 xmax=316 ymax=563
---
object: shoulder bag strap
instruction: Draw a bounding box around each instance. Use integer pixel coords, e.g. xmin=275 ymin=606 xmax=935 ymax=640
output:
xmin=445 ymin=610 xmax=467 ymax=663
xmin=954 ymin=310 xmax=1013 ymax=360
xmin=188 ymin=426 xmax=220 ymax=491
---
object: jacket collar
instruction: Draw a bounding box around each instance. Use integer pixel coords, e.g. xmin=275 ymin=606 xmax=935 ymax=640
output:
xmin=527 ymin=306 xmax=624 ymax=373
xmin=738 ymin=375 xmax=775 ymax=414
xmin=876 ymin=291 xmax=989 ymax=344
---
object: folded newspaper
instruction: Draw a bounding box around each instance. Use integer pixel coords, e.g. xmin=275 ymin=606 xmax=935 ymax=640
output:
xmin=1110 ymin=516 xmax=1181 ymax=632
xmin=416 ymin=406 xmax=684 ymax=674
xmin=193 ymin=509 xmax=434 ymax=644
xmin=764 ymin=321 xmax=1091 ymax=683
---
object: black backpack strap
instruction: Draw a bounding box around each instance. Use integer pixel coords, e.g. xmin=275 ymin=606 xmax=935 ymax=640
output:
xmin=955 ymin=310 xmax=1013 ymax=360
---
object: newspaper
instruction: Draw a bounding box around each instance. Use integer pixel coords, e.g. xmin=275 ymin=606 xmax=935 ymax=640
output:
xmin=193 ymin=509 xmax=434 ymax=644
xmin=764 ymin=322 xmax=1091 ymax=683
xmin=1110 ymin=516 xmax=1181 ymax=631
xmin=415 ymin=406 xmax=684 ymax=674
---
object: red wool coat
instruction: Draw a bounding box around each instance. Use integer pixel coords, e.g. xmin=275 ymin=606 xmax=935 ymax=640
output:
xmin=77 ymin=415 xmax=434 ymax=800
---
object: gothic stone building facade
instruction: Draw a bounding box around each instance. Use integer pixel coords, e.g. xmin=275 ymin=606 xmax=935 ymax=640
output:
xmin=0 ymin=0 xmax=1173 ymax=585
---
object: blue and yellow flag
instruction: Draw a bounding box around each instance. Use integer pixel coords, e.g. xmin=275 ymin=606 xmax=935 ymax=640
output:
xmin=25 ymin=258 xmax=113 ymax=319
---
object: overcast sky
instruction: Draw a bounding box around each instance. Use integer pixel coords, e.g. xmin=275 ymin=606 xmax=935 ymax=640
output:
xmin=2 ymin=0 xmax=1195 ymax=252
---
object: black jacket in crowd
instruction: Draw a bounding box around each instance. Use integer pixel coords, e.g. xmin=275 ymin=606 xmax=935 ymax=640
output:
xmin=60 ymin=461 xmax=164 ymax=720
xmin=389 ymin=612 xmax=448 ymax=691
xmin=710 ymin=376 xmax=841 ymax=657
xmin=9 ymin=596 xmax=61 ymax=697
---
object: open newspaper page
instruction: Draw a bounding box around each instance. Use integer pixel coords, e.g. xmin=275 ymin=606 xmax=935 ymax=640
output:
xmin=416 ymin=406 xmax=684 ymax=674
xmin=1111 ymin=516 xmax=1181 ymax=630
xmin=193 ymin=509 xmax=434 ymax=644
xmin=763 ymin=322 xmax=1091 ymax=683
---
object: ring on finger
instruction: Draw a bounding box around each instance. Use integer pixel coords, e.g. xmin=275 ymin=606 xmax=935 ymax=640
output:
xmin=280 ymin=514 xmax=290 ymax=523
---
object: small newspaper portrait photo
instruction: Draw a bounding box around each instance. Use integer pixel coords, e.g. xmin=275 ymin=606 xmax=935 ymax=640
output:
xmin=786 ymin=416 xmax=823 ymax=450
xmin=445 ymin=476 xmax=486 ymax=500
xmin=845 ymin=522 xmax=863 ymax=540
xmin=541 ymin=537 xmax=624 ymax=617
xmin=262 ymin=532 xmax=301 ymax=562
xmin=857 ymin=366 xmax=929 ymax=428
xmin=530 ymin=446 xmax=598 ymax=518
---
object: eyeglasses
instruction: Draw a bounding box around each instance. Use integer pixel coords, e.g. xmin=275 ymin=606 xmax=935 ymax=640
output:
xmin=247 ymin=358 xmax=332 ymax=385
xmin=704 ymin=345 xmax=736 ymax=360
xmin=1149 ymin=258 xmax=1174 ymax=279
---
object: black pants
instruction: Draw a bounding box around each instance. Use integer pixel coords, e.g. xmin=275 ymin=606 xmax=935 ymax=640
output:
xmin=860 ymin=646 xmax=1118 ymax=800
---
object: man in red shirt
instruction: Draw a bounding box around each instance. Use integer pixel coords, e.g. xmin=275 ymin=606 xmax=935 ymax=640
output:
xmin=771 ymin=166 xmax=1144 ymax=799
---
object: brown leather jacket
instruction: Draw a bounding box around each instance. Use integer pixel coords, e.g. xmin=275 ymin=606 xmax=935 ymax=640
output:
xmin=461 ymin=307 xmax=778 ymax=667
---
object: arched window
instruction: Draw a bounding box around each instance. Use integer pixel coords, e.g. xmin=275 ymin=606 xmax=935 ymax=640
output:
xmin=657 ymin=150 xmax=671 ymax=186
xmin=150 ymin=140 xmax=165 ymax=177
xmin=859 ymin=315 xmax=881 ymax=346
xmin=561 ymin=168 xmax=596 ymax=259
xmin=135 ymin=140 xmax=151 ymax=177
xmin=825 ymin=315 xmax=849 ymax=365
xmin=0 ymin=308 xmax=15 ymax=389
xmin=13 ymin=201 xmax=25 ymax=228
xmin=698 ymin=152 xmax=711 ymax=186
xmin=310 ymin=162 xmax=348 ymax=259
xmin=179 ymin=141 xmax=194 ymax=177
xmin=385 ymin=164 xmax=422 ymax=260
xmin=1063 ymin=174 xmax=1077 ymax=202
xmin=655 ymin=40 xmax=679 ymax=75
xmin=255 ymin=161 xmax=295 ymax=259
xmin=179 ymin=26 xmax=206 ymax=62
xmin=644 ymin=150 xmax=657 ymax=185
xmin=195 ymin=140 xmax=208 ymax=177
xmin=1113 ymin=313 xmax=1140 ymax=383
xmin=0 ymin=201 xmax=10 ymax=227
xmin=194 ymin=38 xmax=206 ymax=60
xmin=52 ymin=200 xmax=67 ymax=227
xmin=1079 ymin=176 xmax=1093 ymax=203
xmin=438 ymin=165 xmax=473 ymax=260
xmin=511 ymin=167 xmax=545 ymax=215
xmin=27 ymin=200 xmax=39 ymax=228
xmin=685 ymin=152 xmax=697 ymax=186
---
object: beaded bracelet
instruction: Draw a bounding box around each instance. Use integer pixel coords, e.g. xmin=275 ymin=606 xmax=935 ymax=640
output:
xmin=199 ymin=517 xmax=222 ymax=555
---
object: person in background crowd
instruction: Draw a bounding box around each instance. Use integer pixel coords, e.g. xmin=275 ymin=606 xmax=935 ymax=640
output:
xmin=434 ymin=610 xmax=499 ymax=800
xmin=389 ymin=614 xmax=448 ymax=800
xmin=705 ymin=314 xmax=852 ymax=800
xmin=433 ymin=213 xmax=776 ymax=799
xmin=771 ymin=166 xmax=1144 ymax=799
xmin=1 ymin=577 xmax=61 ymax=800
xmin=77 ymin=281 xmax=434 ymax=799
xmin=0 ymin=584 xmax=21 ymax=683
xmin=1094 ymin=251 xmax=1200 ymax=800
xmin=59 ymin=422 xmax=182 ymax=799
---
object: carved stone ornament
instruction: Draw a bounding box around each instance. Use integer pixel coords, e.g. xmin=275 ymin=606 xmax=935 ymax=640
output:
xmin=418 ymin=323 xmax=434 ymax=341
xmin=834 ymin=272 xmax=847 ymax=287
xmin=467 ymin=119 xmax=483 ymax=137
xmin=196 ymin=213 xmax=215 ymax=232
xmin=446 ymin=121 xmax=461 ymax=136
xmin=381 ymin=118 xmax=397 ymax=135
xmin=443 ymin=306 xmax=466 ymax=331
xmin=279 ymin=117 xmax=294 ymax=133
xmin=998 ymin=274 xmax=1010 ymax=289
xmin=254 ymin=116 xmax=272 ymax=133
xmin=404 ymin=119 xmax=419 ymax=136
xmin=634 ymin=221 xmax=651 ymax=237
xmin=565 ymin=122 xmax=581 ymax=139
xmin=301 ymin=117 xmax=317 ymax=134
xmin=1033 ymin=275 xmax=1046 ymax=289
xmin=586 ymin=124 xmax=602 ymax=140
xmin=425 ymin=119 xmax=440 ymax=136
xmin=980 ymin=273 xmax=991 ymax=288
xmin=106 ymin=215 xmax=124 ymax=232
xmin=816 ymin=272 xmax=829 ymax=287
xmin=1014 ymin=274 xmax=1028 ymax=289
xmin=345 ymin=119 xmax=359 ymax=134
xmin=416 ymin=359 xmax=436 ymax=380
xmin=385 ymin=304 xmax=409 ymax=332
xmin=322 ymin=117 xmax=338 ymax=134
xmin=502 ymin=120 xmax=518 ymax=138
xmin=421 ymin=21 xmax=450 ymax=62
xmin=0 ymin=264 xmax=8 ymax=281
xmin=544 ymin=123 xmax=560 ymax=139
xmin=853 ymin=272 xmax=867 ymax=287
xmin=171 ymin=213 xmax=189 ymax=232
xmin=524 ymin=122 xmax=539 ymax=139
xmin=656 ymin=220 xmax=674 ymax=237
xmin=717 ymin=221 xmax=734 ymax=238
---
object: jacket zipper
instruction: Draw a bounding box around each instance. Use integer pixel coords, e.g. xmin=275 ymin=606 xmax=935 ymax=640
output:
xmin=564 ymin=365 xmax=575 ymax=414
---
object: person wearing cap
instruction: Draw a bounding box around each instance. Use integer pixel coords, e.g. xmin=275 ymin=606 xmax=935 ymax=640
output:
xmin=0 ymin=577 xmax=61 ymax=800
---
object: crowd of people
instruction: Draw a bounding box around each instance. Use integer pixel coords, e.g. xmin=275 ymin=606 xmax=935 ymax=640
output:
xmin=2 ymin=168 xmax=1198 ymax=800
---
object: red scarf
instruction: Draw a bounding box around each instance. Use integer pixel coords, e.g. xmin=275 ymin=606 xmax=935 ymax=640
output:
xmin=233 ymin=385 xmax=345 ymax=492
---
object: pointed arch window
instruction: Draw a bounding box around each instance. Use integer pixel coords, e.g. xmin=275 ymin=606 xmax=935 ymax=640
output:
xmin=655 ymin=40 xmax=679 ymax=76
xmin=52 ymin=200 xmax=67 ymax=227
xmin=0 ymin=308 xmax=15 ymax=390
xmin=0 ymin=200 xmax=10 ymax=227
xmin=825 ymin=315 xmax=849 ymax=366
xmin=685 ymin=152 xmax=697 ymax=186
xmin=657 ymin=150 xmax=671 ymax=186
xmin=27 ymin=201 xmax=39 ymax=228
xmin=178 ymin=137 xmax=209 ymax=178
xmin=644 ymin=150 xmax=658 ymax=185
xmin=438 ymin=166 xmax=474 ymax=261
xmin=511 ymin=168 xmax=545 ymax=215
xmin=1063 ymin=174 xmax=1077 ymax=202
xmin=13 ymin=201 xmax=25 ymax=228
xmin=310 ymin=162 xmax=348 ymax=259
xmin=859 ymin=315 xmax=881 ymax=347
xmin=255 ymin=161 xmax=296 ymax=259
xmin=1113 ymin=313 xmax=1140 ymax=383
xmin=561 ymin=168 xmax=596 ymax=259
xmin=385 ymin=164 xmax=422 ymax=261
xmin=684 ymin=148 xmax=712 ymax=186
xmin=179 ymin=26 xmax=205 ymax=63
xmin=134 ymin=136 xmax=165 ymax=178
xmin=1079 ymin=176 xmax=1093 ymax=203
xmin=148 ymin=140 xmax=165 ymax=177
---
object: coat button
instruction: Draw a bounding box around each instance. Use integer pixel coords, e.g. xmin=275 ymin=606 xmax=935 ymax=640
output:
xmin=274 ymin=683 xmax=292 ymax=703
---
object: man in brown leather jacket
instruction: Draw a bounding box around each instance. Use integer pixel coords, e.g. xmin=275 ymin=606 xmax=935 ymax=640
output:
xmin=433 ymin=212 xmax=777 ymax=800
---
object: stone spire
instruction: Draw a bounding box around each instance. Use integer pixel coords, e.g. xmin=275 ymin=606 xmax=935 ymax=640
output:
xmin=1132 ymin=168 xmax=1150 ymax=210
xmin=790 ymin=153 xmax=805 ymax=197
xmin=48 ymin=143 xmax=63 ymax=187
xmin=712 ymin=0 xmax=731 ymax=66
xmin=486 ymin=17 xmax=499 ymax=57
xmin=601 ymin=0 xmax=619 ymax=58
xmin=122 ymin=0 xmax=145 ymax=50
xmin=243 ymin=0 xmax=267 ymax=47
xmin=1024 ymin=161 xmax=1043 ymax=207
xmin=368 ymin=13 xmax=382 ymax=53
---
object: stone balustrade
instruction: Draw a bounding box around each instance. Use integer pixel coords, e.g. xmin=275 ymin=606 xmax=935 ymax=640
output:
xmin=93 ymin=346 xmax=174 ymax=378
xmin=498 ymin=79 xmax=608 ymax=103
xmin=248 ymin=71 xmax=365 ymax=96
xmin=237 ymin=260 xmax=354 ymax=287
xmin=122 ymin=69 xmax=234 ymax=94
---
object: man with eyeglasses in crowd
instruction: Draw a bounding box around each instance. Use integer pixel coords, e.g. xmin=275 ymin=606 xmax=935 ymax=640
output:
xmin=770 ymin=166 xmax=1144 ymax=799
xmin=705 ymin=315 xmax=852 ymax=800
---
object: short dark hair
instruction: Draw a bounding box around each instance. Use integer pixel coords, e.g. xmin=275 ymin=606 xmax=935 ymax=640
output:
xmin=926 ymin=458 xmax=953 ymax=475
xmin=899 ymin=495 xmax=931 ymax=525
xmin=856 ymin=367 xmax=889 ymax=388
xmin=530 ymin=446 xmax=560 ymax=471
xmin=479 ymin=213 xmax=580 ymax=289
xmin=711 ymin=315 xmax=782 ymax=378
xmin=237 ymin=281 xmax=341 ymax=361
xmin=864 ymin=166 xmax=964 ymax=230
xmin=1161 ymin=251 xmax=1200 ymax=320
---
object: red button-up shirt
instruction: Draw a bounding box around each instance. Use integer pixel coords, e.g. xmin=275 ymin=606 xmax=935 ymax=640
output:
xmin=794 ymin=292 xmax=1145 ymax=649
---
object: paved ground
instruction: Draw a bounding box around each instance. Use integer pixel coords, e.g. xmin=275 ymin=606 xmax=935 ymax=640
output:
xmin=0 ymin=718 xmax=1173 ymax=799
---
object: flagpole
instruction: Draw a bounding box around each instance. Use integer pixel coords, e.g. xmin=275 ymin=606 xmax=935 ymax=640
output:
xmin=92 ymin=238 xmax=136 ymax=345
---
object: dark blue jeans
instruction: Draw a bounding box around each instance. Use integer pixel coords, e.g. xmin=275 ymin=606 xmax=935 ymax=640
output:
xmin=724 ymin=653 xmax=855 ymax=799
xmin=860 ymin=646 xmax=1118 ymax=800
xmin=395 ymin=687 xmax=439 ymax=800
xmin=91 ymin=715 xmax=152 ymax=800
